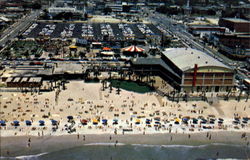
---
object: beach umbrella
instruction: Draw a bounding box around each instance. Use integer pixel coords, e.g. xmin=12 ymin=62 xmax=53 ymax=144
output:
xmin=93 ymin=119 xmax=99 ymax=125
xmin=0 ymin=120 xmax=6 ymax=126
xmin=146 ymin=119 xmax=151 ymax=124
xmin=67 ymin=116 xmax=73 ymax=119
xmin=218 ymin=118 xmax=224 ymax=121
xmin=13 ymin=120 xmax=20 ymax=126
xmin=122 ymin=46 xmax=144 ymax=52
xmin=155 ymin=121 xmax=160 ymax=124
xmin=103 ymin=47 xmax=111 ymax=51
xmin=243 ymin=117 xmax=249 ymax=121
xmin=25 ymin=120 xmax=32 ymax=126
xmin=51 ymin=120 xmax=57 ymax=126
xmin=192 ymin=118 xmax=198 ymax=124
xmin=135 ymin=119 xmax=140 ymax=124
xmin=102 ymin=119 xmax=108 ymax=125
xmin=234 ymin=117 xmax=240 ymax=121
xmin=182 ymin=118 xmax=189 ymax=122
xmin=175 ymin=118 xmax=181 ymax=122
xmin=39 ymin=120 xmax=45 ymax=126
xmin=218 ymin=121 xmax=223 ymax=124
xmin=80 ymin=119 xmax=88 ymax=124
xmin=113 ymin=119 xmax=118 ymax=125
xmin=201 ymin=120 xmax=207 ymax=124
xmin=154 ymin=117 xmax=161 ymax=121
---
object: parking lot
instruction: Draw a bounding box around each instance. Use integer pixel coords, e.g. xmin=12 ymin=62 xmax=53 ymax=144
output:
xmin=24 ymin=22 xmax=163 ymax=41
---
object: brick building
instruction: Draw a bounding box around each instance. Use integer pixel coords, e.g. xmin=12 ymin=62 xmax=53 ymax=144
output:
xmin=219 ymin=18 xmax=250 ymax=33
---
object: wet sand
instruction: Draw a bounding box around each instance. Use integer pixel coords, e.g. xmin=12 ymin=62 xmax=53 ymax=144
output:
xmin=1 ymin=131 xmax=249 ymax=157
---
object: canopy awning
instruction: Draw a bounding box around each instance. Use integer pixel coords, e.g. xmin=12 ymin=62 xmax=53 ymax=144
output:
xmin=103 ymin=47 xmax=111 ymax=51
xmin=100 ymin=51 xmax=115 ymax=56
xmin=122 ymin=46 xmax=144 ymax=52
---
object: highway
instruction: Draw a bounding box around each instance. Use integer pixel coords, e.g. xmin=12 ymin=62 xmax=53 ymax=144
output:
xmin=0 ymin=10 xmax=40 ymax=47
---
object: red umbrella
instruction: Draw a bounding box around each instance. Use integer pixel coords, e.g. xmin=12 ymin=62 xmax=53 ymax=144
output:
xmin=80 ymin=119 xmax=88 ymax=124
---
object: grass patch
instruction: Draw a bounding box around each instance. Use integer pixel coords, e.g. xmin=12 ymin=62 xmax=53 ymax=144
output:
xmin=109 ymin=79 xmax=154 ymax=94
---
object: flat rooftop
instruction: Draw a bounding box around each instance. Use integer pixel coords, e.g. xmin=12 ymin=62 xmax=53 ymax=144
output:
xmin=162 ymin=48 xmax=232 ymax=71
xmin=222 ymin=18 xmax=250 ymax=23
xmin=131 ymin=58 xmax=180 ymax=78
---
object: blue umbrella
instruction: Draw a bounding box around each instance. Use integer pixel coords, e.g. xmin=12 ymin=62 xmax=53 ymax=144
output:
xmin=113 ymin=119 xmax=118 ymax=124
xmin=25 ymin=120 xmax=32 ymax=126
xmin=0 ymin=120 xmax=5 ymax=124
xmin=13 ymin=120 xmax=19 ymax=124
xmin=182 ymin=118 xmax=189 ymax=121
xmin=0 ymin=120 xmax=6 ymax=126
xmin=102 ymin=119 xmax=108 ymax=123
xmin=51 ymin=120 xmax=57 ymax=125
xmin=39 ymin=120 xmax=45 ymax=126
xmin=146 ymin=119 xmax=151 ymax=124
xmin=67 ymin=116 xmax=73 ymax=119
xmin=13 ymin=120 xmax=19 ymax=126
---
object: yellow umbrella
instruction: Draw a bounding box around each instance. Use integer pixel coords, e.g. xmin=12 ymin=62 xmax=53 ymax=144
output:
xmin=93 ymin=119 xmax=99 ymax=123
xmin=175 ymin=118 xmax=181 ymax=122
xmin=69 ymin=45 xmax=77 ymax=49
xmin=136 ymin=119 xmax=141 ymax=123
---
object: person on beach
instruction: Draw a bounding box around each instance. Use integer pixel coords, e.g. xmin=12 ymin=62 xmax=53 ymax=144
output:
xmin=216 ymin=152 xmax=219 ymax=157
xmin=77 ymin=133 xmax=79 ymax=139
xmin=115 ymin=140 xmax=118 ymax=147
xmin=109 ymin=135 xmax=112 ymax=140
xmin=83 ymin=135 xmax=85 ymax=141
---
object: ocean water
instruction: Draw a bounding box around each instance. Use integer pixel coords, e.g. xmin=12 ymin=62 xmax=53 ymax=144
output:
xmin=1 ymin=143 xmax=249 ymax=160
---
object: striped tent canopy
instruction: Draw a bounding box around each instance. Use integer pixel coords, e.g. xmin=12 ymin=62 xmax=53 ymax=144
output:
xmin=122 ymin=46 xmax=144 ymax=52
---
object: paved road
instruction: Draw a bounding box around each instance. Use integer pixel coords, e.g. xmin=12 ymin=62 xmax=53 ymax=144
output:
xmin=0 ymin=10 xmax=40 ymax=47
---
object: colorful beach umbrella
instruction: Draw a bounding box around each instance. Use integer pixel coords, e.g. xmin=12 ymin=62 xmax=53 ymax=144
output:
xmin=122 ymin=46 xmax=144 ymax=52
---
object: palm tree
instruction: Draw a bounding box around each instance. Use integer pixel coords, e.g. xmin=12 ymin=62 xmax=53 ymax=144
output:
xmin=109 ymin=83 xmax=113 ymax=93
xmin=118 ymin=70 xmax=124 ymax=80
xmin=127 ymin=70 xmax=133 ymax=81
xmin=84 ymin=70 xmax=90 ymax=80
xmin=49 ymin=80 xmax=54 ymax=90
xmin=94 ymin=70 xmax=100 ymax=79
xmin=108 ymin=71 xmax=112 ymax=79
xmin=101 ymin=80 xmax=105 ymax=91
xmin=61 ymin=78 xmax=66 ymax=90
xmin=246 ymin=89 xmax=249 ymax=102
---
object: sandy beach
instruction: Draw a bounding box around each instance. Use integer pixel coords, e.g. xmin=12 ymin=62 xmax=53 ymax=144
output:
xmin=0 ymin=80 xmax=250 ymax=158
